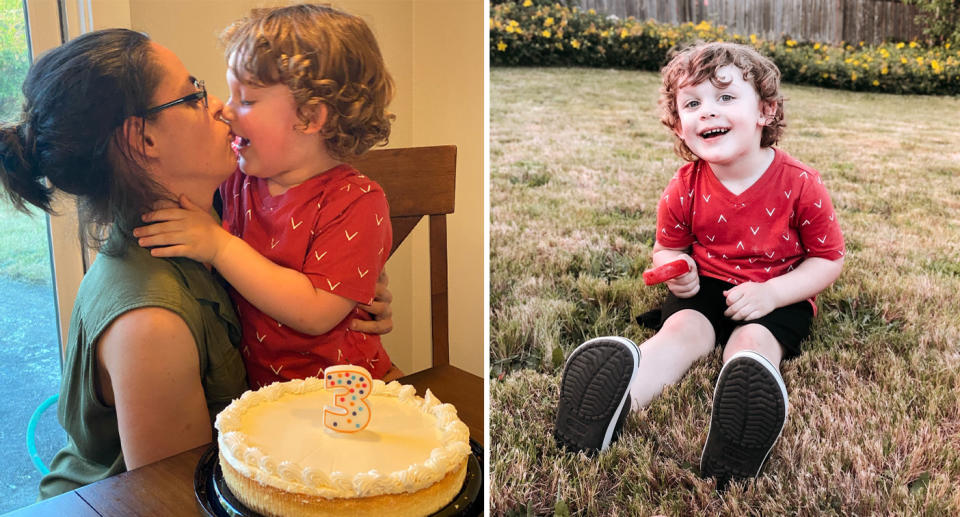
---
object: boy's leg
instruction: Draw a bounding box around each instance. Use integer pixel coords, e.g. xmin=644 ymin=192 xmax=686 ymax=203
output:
xmin=630 ymin=309 xmax=716 ymax=410
xmin=700 ymin=324 xmax=788 ymax=488
xmin=553 ymin=310 xmax=714 ymax=454
xmin=554 ymin=336 xmax=641 ymax=453
xmin=721 ymin=324 xmax=784 ymax=368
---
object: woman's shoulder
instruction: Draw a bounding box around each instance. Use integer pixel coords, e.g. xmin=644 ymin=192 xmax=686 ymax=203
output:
xmin=76 ymin=241 xmax=214 ymax=328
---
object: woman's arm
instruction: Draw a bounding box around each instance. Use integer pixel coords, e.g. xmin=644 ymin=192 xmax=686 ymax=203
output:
xmin=96 ymin=307 xmax=211 ymax=470
xmin=350 ymin=271 xmax=393 ymax=334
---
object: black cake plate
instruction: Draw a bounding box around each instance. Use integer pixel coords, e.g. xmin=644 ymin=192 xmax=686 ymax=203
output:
xmin=195 ymin=439 xmax=484 ymax=517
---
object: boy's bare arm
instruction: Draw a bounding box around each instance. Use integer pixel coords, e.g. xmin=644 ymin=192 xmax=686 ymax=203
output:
xmin=134 ymin=196 xmax=355 ymax=335
xmin=652 ymin=240 xmax=700 ymax=298
xmin=723 ymin=256 xmax=844 ymax=321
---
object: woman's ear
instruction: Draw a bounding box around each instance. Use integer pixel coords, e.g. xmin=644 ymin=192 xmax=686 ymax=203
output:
xmin=119 ymin=116 xmax=159 ymax=160
xmin=299 ymin=103 xmax=329 ymax=135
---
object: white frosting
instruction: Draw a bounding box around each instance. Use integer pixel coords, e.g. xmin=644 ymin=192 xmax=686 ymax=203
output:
xmin=215 ymin=377 xmax=471 ymax=499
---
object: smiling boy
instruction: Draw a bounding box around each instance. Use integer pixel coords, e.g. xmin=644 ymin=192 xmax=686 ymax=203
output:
xmin=554 ymin=42 xmax=845 ymax=488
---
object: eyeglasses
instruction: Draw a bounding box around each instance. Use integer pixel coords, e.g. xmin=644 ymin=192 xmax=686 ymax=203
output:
xmin=145 ymin=79 xmax=207 ymax=115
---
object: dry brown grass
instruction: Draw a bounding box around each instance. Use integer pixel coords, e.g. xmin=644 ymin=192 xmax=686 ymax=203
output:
xmin=490 ymin=67 xmax=960 ymax=515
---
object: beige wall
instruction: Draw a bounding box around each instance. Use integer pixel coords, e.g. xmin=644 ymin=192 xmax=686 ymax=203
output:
xmin=94 ymin=0 xmax=484 ymax=376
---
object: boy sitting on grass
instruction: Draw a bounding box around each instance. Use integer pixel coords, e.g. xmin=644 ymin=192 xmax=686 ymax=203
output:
xmin=553 ymin=42 xmax=845 ymax=489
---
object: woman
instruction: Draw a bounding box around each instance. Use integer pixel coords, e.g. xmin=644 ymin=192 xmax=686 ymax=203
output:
xmin=0 ymin=28 xmax=392 ymax=498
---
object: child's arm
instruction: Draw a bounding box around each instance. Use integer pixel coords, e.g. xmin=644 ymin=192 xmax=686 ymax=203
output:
xmin=134 ymin=195 xmax=354 ymax=336
xmin=651 ymin=240 xmax=700 ymax=298
xmin=722 ymin=256 xmax=844 ymax=321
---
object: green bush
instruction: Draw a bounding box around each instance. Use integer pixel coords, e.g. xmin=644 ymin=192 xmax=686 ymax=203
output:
xmin=491 ymin=1 xmax=960 ymax=95
xmin=0 ymin=0 xmax=29 ymax=123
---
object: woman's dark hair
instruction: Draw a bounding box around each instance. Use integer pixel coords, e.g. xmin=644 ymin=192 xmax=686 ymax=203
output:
xmin=0 ymin=28 xmax=168 ymax=253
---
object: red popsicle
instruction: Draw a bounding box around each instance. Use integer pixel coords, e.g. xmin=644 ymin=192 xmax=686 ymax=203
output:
xmin=642 ymin=258 xmax=690 ymax=286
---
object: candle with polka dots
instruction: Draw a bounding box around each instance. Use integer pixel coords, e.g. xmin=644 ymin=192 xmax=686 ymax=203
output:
xmin=323 ymin=365 xmax=372 ymax=433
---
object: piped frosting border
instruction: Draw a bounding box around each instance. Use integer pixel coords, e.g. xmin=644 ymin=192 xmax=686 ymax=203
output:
xmin=215 ymin=377 xmax=471 ymax=499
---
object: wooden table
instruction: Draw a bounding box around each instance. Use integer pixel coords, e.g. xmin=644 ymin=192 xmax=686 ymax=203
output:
xmin=6 ymin=364 xmax=483 ymax=517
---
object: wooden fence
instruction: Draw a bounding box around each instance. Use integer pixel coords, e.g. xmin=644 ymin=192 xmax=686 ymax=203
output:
xmin=577 ymin=0 xmax=923 ymax=45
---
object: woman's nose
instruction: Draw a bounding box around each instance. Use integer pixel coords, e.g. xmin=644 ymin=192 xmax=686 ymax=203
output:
xmin=208 ymin=93 xmax=231 ymax=122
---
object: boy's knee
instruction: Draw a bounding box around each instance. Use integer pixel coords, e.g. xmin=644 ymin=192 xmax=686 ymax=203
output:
xmin=724 ymin=324 xmax=783 ymax=364
xmin=661 ymin=309 xmax=714 ymax=348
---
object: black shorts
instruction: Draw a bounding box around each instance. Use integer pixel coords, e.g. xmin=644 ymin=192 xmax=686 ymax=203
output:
xmin=656 ymin=276 xmax=813 ymax=359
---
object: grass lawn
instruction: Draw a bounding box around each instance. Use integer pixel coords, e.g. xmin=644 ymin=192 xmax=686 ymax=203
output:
xmin=490 ymin=67 xmax=960 ymax=515
xmin=0 ymin=202 xmax=52 ymax=284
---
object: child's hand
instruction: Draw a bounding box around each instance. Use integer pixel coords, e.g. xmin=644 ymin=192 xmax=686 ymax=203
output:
xmin=723 ymin=282 xmax=776 ymax=321
xmin=665 ymin=254 xmax=699 ymax=298
xmin=133 ymin=194 xmax=232 ymax=264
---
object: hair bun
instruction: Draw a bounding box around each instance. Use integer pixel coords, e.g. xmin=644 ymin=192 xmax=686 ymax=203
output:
xmin=0 ymin=124 xmax=52 ymax=212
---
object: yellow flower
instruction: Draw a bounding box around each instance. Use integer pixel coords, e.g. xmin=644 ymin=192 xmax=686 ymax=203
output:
xmin=916 ymin=56 xmax=924 ymax=64
xmin=523 ymin=0 xmax=532 ymax=6
xmin=851 ymin=72 xmax=858 ymax=81
xmin=571 ymin=39 xmax=581 ymax=49
xmin=545 ymin=17 xmax=554 ymax=27
xmin=505 ymin=25 xmax=514 ymax=33
xmin=750 ymin=33 xmax=757 ymax=44
xmin=822 ymin=72 xmax=829 ymax=78
xmin=694 ymin=20 xmax=711 ymax=31
xmin=931 ymin=59 xmax=941 ymax=72
xmin=786 ymin=39 xmax=797 ymax=47
xmin=601 ymin=29 xmax=610 ymax=38
xmin=620 ymin=28 xmax=629 ymax=39
xmin=946 ymin=43 xmax=952 ymax=49
xmin=909 ymin=41 xmax=917 ymax=48
xmin=497 ymin=41 xmax=507 ymax=52
xmin=896 ymin=42 xmax=905 ymax=49
xmin=881 ymin=66 xmax=888 ymax=75
xmin=588 ymin=8 xmax=595 ymax=14
xmin=814 ymin=42 xmax=821 ymax=50
xmin=542 ymin=29 xmax=551 ymax=37
xmin=510 ymin=19 xmax=519 ymax=26
xmin=824 ymin=55 xmax=830 ymax=61
xmin=872 ymin=80 xmax=879 ymax=86
xmin=901 ymin=57 xmax=908 ymax=64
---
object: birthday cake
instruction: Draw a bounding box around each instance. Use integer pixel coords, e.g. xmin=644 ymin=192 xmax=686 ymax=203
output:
xmin=214 ymin=366 xmax=472 ymax=517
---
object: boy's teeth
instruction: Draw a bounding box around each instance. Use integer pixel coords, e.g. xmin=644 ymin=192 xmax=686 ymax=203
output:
xmin=701 ymin=128 xmax=729 ymax=138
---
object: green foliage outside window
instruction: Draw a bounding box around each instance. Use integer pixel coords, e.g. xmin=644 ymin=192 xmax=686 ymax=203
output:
xmin=0 ymin=0 xmax=29 ymax=123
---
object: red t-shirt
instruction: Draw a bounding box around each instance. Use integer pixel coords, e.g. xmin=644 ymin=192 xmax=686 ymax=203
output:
xmin=656 ymin=149 xmax=845 ymax=311
xmin=219 ymin=164 xmax=393 ymax=388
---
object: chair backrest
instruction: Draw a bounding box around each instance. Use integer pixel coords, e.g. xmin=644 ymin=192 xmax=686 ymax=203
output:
xmin=347 ymin=145 xmax=457 ymax=367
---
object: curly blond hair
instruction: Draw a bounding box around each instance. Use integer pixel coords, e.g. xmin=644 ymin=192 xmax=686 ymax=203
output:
xmin=221 ymin=4 xmax=394 ymax=159
xmin=659 ymin=42 xmax=785 ymax=162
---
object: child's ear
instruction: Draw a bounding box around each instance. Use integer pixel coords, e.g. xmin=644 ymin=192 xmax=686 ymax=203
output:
xmin=673 ymin=123 xmax=684 ymax=140
xmin=758 ymin=101 xmax=777 ymax=126
xmin=300 ymin=103 xmax=329 ymax=135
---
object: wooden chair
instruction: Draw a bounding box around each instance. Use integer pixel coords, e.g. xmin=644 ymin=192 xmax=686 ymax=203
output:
xmin=347 ymin=145 xmax=457 ymax=367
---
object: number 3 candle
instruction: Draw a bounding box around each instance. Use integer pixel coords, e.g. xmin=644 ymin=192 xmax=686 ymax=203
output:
xmin=323 ymin=365 xmax=373 ymax=433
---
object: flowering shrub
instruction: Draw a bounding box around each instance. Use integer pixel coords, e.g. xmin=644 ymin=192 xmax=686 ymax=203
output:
xmin=491 ymin=1 xmax=960 ymax=95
